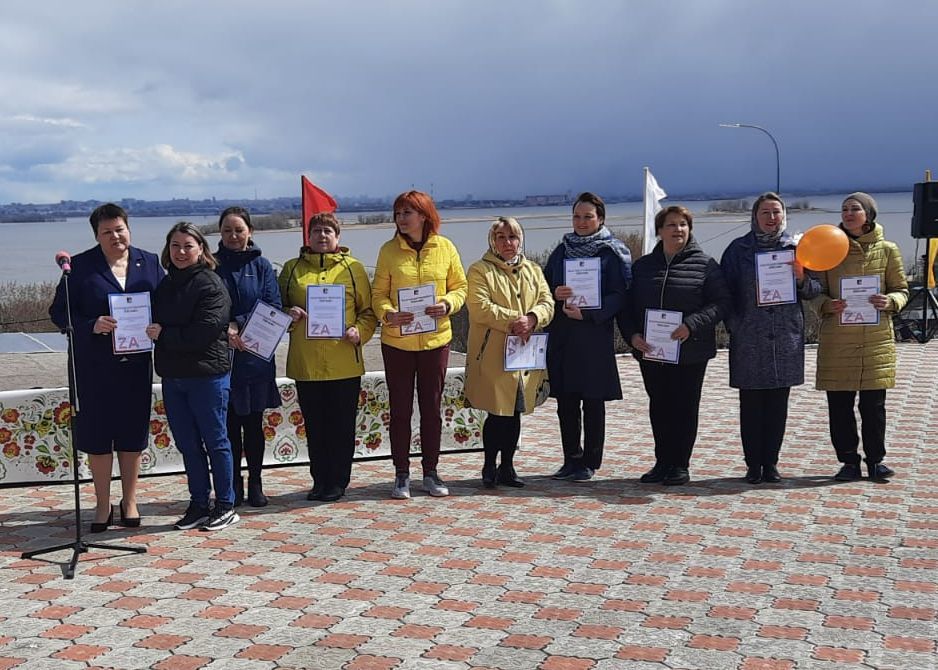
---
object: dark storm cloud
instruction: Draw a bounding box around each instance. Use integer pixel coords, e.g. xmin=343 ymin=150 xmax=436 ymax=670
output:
xmin=0 ymin=0 xmax=935 ymax=202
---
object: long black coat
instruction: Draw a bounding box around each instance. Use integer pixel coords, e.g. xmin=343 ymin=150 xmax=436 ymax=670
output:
xmin=152 ymin=263 xmax=231 ymax=379
xmin=544 ymin=244 xmax=628 ymax=400
xmin=49 ymin=245 xmax=164 ymax=452
xmin=618 ymin=236 xmax=730 ymax=366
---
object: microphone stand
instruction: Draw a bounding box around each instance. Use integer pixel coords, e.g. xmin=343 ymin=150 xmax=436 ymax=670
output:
xmin=21 ymin=266 xmax=146 ymax=579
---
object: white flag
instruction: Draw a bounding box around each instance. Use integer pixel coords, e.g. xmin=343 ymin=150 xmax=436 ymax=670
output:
xmin=643 ymin=168 xmax=667 ymax=256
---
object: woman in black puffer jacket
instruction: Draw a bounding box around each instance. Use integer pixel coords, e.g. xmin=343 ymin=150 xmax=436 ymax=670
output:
xmin=617 ymin=205 xmax=731 ymax=486
xmin=146 ymin=222 xmax=238 ymax=532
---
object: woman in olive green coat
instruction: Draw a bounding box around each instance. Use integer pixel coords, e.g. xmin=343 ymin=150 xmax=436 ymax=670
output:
xmin=465 ymin=217 xmax=554 ymax=488
xmin=815 ymin=193 xmax=908 ymax=482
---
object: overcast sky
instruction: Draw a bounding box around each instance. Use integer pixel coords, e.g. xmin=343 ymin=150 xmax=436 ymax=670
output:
xmin=1 ymin=0 xmax=935 ymax=204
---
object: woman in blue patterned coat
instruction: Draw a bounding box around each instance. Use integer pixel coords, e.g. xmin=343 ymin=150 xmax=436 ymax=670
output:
xmin=720 ymin=193 xmax=821 ymax=484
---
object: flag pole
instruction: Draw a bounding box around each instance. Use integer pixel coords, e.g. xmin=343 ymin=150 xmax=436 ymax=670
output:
xmin=642 ymin=166 xmax=650 ymax=255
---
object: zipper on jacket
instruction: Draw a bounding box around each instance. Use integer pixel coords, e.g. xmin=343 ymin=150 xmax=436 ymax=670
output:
xmin=658 ymin=255 xmax=674 ymax=309
xmin=476 ymin=329 xmax=491 ymax=360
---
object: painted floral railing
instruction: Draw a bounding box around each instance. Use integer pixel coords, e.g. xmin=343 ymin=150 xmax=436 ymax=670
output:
xmin=0 ymin=370 xmax=484 ymax=486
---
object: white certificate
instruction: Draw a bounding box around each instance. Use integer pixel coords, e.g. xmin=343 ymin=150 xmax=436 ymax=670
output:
xmin=397 ymin=283 xmax=438 ymax=335
xmin=563 ymin=257 xmax=602 ymax=309
xmin=504 ymin=333 xmax=548 ymax=371
xmin=756 ymin=250 xmax=797 ymax=306
xmin=840 ymin=275 xmax=881 ymax=326
xmin=108 ymin=292 xmax=152 ymax=354
xmin=240 ymin=300 xmax=291 ymax=361
xmin=306 ymin=284 xmax=346 ymax=339
xmin=643 ymin=309 xmax=682 ymax=364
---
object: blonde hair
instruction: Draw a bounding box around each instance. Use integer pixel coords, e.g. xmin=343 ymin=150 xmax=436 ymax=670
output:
xmin=488 ymin=216 xmax=524 ymax=254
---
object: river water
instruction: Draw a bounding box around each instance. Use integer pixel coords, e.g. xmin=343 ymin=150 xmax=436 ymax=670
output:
xmin=0 ymin=192 xmax=924 ymax=284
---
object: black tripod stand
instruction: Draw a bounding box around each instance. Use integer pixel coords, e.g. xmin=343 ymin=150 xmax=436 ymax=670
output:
xmin=895 ymin=243 xmax=938 ymax=344
xmin=21 ymin=266 xmax=146 ymax=579
xmin=900 ymin=285 xmax=938 ymax=343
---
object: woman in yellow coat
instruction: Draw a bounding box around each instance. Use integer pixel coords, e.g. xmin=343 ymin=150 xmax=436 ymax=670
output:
xmin=465 ymin=217 xmax=554 ymax=488
xmin=279 ymin=213 xmax=377 ymax=502
xmin=815 ymin=193 xmax=908 ymax=482
xmin=372 ymin=190 xmax=468 ymax=500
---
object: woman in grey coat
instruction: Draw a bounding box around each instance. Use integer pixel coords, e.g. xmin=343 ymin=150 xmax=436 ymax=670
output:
xmin=720 ymin=193 xmax=821 ymax=484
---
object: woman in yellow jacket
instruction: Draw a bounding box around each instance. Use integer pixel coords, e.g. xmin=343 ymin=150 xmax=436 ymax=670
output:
xmin=279 ymin=213 xmax=377 ymax=503
xmin=465 ymin=217 xmax=554 ymax=488
xmin=372 ymin=190 xmax=468 ymax=499
xmin=815 ymin=193 xmax=908 ymax=482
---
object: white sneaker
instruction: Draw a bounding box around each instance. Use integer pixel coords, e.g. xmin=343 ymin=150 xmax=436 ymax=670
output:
xmin=391 ymin=474 xmax=410 ymax=499
xmin=422 ymin=472 xmax=449 ymax=497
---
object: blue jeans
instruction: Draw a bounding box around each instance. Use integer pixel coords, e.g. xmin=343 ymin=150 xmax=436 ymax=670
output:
xmin=162 ymin=373 xmax=235 ymax=509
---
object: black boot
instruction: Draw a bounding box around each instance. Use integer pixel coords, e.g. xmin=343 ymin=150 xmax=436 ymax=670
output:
xmin=497 ymin=464 xmax=524 ymax=488
xmin=834 ymin=463 xmax=862 ymax=481
xmin=745 ymin=465 xmax=762 ymax=484
xmin=247 ymin=476 xmax=268 ymax=507
xmin=233 ymin=476 xmax=245 ymax=507
xmin=307 ymin=480 xmax=323 ymax=501
xmin=867 ymin=462 xmax=894 ymax=482
xmin=481 ymin=463 xmax=497 ymax=489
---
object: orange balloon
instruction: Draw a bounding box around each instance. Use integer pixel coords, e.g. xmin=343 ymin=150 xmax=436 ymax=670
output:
xmin=795 ymin=224 xmax=849 ymax=271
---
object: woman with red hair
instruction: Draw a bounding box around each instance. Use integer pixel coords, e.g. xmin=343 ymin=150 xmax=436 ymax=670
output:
xmin=372 ymin=191 xmax=468 ymax=499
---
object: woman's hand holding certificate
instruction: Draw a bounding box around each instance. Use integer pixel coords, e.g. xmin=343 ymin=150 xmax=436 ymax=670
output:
xmin=562 ymin=257 xmax=601 ymax=309
xmin=642 ymin=309 xmax=683 ymax=364
xmin=108 ymin=292 xmax=152 ymax=354
xmin=306 ymin=284 xmax=346 ymax=338
xmin=239 ymin=301 xmax=292 ymax=360
xmin=755 ymin=250 xmax=797 ymax=306
xmin=397 ymin=284 xmax=437 ymax=335
xmin=839 ymin=275 xmax=881 ymax=325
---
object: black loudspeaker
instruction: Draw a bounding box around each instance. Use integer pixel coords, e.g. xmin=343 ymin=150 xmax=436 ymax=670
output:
xmin=912 ymin=181 xmax=938 ymax=238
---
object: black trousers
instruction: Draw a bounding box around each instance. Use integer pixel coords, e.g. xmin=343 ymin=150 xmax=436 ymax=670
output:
xmin=826 ymin=390 xmax=887 ymax=465
xmin=296 ymin=377 xmax=362 ymax=492
xmin=639 ymin=360 xmax=708 ymax=469
xmin=739 ymin=387 xmax=791 ymax=467
xmin=482 ymin=412 xmax=521 ymax=468
xmin=556 ymin=393 xmax=606 ymax=470
xmin=227 ymin=410 xmax=265 ymax=481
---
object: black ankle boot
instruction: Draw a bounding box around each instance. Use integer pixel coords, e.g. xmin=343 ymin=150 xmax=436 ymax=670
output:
xmin=233 ymin=476 xmax=245 ymax=507
xmin=834 ymin=463 xmax=862 ymax=481
xmin=247 ymin=477 xmax=268 ymax=507
xmin=497 ymin=464 xmax=524 ymax=488
xmin=481 ymin=463 xmax=497 ymax=489
xmin=867 ymin=462 xmax=894 ymax=482
xmin=745 ymin=465 xmax=762 ymax=484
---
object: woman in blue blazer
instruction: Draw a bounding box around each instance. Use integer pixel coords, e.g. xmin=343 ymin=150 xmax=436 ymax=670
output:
xmin=214 ymin=207 xmax=282 ymax=507
xmin=49 ymin=203 xmax=164 ymax=532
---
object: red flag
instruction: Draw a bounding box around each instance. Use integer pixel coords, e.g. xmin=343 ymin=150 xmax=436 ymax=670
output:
xmin=301 ymin=176 xmax=337 ymax=247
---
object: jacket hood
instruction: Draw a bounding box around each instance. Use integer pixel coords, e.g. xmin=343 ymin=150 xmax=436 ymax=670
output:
xmin=481 ymin=249 xmax=527 ymax=271
xmin=215 ymin=240 xmax=262 ymax=265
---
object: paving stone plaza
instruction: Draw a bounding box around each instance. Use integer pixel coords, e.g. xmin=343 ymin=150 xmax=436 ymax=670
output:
xmin=1 ymin=345 xmax=936 ymax=669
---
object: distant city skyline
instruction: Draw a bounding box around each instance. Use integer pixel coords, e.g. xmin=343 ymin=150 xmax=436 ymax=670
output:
xmin=1 ymin=1 xmax=935 ymax=204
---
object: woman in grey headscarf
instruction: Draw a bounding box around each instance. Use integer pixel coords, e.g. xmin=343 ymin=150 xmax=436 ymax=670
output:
xmin=720 ymin=193 xmax=820 ymax=484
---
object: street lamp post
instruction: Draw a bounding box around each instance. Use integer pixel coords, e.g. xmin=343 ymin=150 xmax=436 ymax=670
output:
xmin=719 ymin=123 xmax=780 ymax=194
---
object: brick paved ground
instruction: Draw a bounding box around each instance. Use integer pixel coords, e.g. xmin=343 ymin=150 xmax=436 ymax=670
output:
xmin=1 ymin=344 xmax=936 ymax=669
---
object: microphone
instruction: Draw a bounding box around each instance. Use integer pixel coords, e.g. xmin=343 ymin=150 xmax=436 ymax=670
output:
xmin=55 ymin=251 xmax=72 ymax=274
